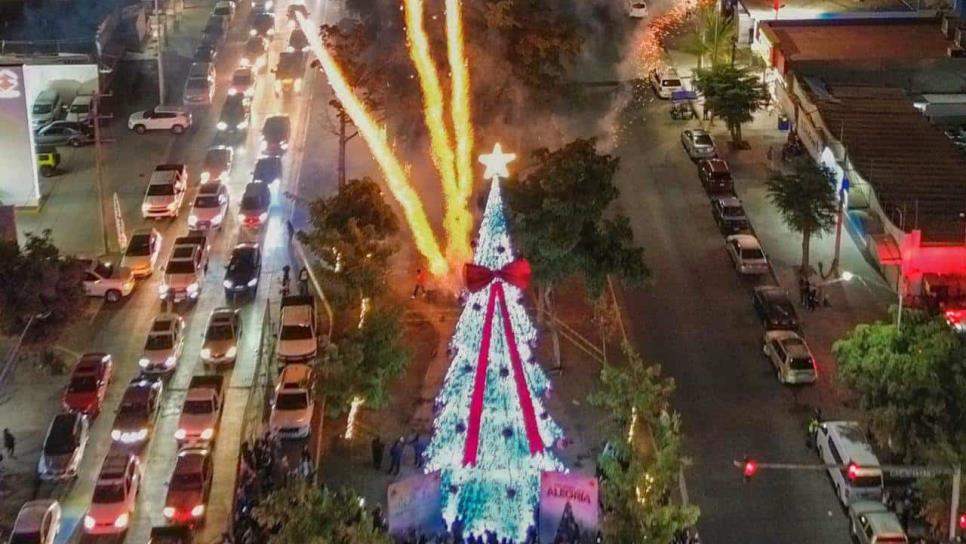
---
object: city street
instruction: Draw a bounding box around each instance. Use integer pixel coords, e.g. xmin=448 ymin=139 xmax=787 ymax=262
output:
xmin=5 ymin=0 xmax=339 ymax=542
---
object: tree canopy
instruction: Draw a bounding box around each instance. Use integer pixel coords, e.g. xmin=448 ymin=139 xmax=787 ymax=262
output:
xmin=765 ymin=157 xmax=838 ymax=274
xmin=0 ymin=230 xmax=85 ymax=339
xmin=253 ymin=483 xmax=391 ymax=544
xmin=693 ymin=65 xmax=768 ymax=143
xmin=680 ymin=3 xmax=735 ymax=69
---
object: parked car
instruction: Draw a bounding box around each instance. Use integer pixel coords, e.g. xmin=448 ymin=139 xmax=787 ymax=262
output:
xmin=261 ymin=115 xmax=290 ymax=155
xmin=697 ymin=158 xmax=734 ymax=194
xmin=110 ymin=377 xmax=163 ymax=445
xmin=80 ymin=258 xmax=136 ymax=303
xmin=252 ymin=156 xmax=282 ymax=184
xmin=269 ymin=364 xmax=314 ymax=439
xmin=11 ymin=500 xmax=61 ymax=544
xmin=34 ymin=121 xmax=92 ymax=147
xmin=815 ymin=420 xmax=885 ymax=506
xmin=183 ymin=77 xmax=214 ymax=106
xmin=65 ymin=94 xmax=95 ymax=123
xmin=627 ymin=0 xmax=648 ymax=17
xmin=128 ymin=106 xmax=192 ymax=134
xmin=62 ymin=352 xmax=113 ymax=416
xmin=83 ymin=452 xmax=141 ymax=535
xmin=711 ymin=195 xmax=750 ymax=234
xmin=200 ymin=146 xmax=233 ymax=183
xmin=725 ymin=234 xmax=769 ymax=275
xmin=763 ymin=330 xmax=817 ymax=384
xmin=223 ymin=243 xmax=262 ymax=297
xmin=163 ymin=448 xmax=214 ymax=526
xmin=38 ymin=413 xmax=89 ymax=481
xmin=241 ymin=36 xmax=268 ymax=71
xmin=139 ymin=313 xmax=186 ymax=375
xmin=175 ymin=376 xmax=225 ymax=444
xmin=121 ymin=228 xmax=162 ymax=278
xmin=681 ymin=129 xmax=716 ymax=160
xmin=189 ymin=182 xmax=230 ymax=231
xmin=201 ymin=307 xmax=243 ymax=366
xmin=751 ymin=286 xmax=799 ymax=331
xmin=217 ymin=94 xmax=251 ymax=134
xmin=847 ymin=501 xmax=908 ymax=544
xmin=31 ymin=89 xmax=63 ymax=129
xmin=276 ymin=295 xmax=318 ymax=363
xmin=193 ymin=44 xmax=218 ymax=63
xmin=229 ymin=67 xmax=256 ymax=97
xmin=649 ymin=68 xmax=682 ymax=99
xmin=238 ymin=182 xmax=271 ymax=228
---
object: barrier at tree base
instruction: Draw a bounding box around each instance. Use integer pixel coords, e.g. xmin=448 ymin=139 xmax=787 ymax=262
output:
xmin=387 ymin=471 xmax=445 ymax=538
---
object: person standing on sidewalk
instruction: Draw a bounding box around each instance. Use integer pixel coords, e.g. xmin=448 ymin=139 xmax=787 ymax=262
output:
xmin=388 ymin=437 xmax=404 ymax=475
xmin=298 ymin=266 xmax=309 ymax=296
xmin=408 ymin=432 xmax=426 ymax=468
xmin=371 ymin=436 xmax=384 ymax=470
xmin=3 ymin=429 xmax=15 ymax=459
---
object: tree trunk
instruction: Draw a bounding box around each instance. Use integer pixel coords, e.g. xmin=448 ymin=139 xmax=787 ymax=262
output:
xmin=801 ymin=228 xmax=811 ymax=275
xmin=543 ymin=285 xmax=562 ymax=371
xmin=735 ymin=122 xmax=743 ymax=144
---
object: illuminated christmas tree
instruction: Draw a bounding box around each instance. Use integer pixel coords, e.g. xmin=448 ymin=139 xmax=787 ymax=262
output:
xmin=424 ymin=144 xmax=565 ymax=541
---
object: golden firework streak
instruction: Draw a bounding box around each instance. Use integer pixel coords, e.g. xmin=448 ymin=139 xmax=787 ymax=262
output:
xmin=403 ymin=0 xmax=471 ymax=265
xmin=445 ymin=0 xmax=474 ymax=262
xmin=297 ymin=13 xmax=449 ymax=276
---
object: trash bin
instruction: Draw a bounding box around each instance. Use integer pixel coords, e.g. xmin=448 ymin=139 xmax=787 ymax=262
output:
xmin=778 ymin=114 xmax=790 ymax=131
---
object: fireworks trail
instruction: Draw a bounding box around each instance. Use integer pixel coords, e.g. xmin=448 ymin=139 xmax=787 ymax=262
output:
xmin=633 ymin=0 xmax=701 ymax=76
xmin=404 ymin=0 xmax=471 ymax=264
xmin=445 ymin=0 xmax=474 ymax=262
xmin=297 ymin=12 xmax=449 ymax=276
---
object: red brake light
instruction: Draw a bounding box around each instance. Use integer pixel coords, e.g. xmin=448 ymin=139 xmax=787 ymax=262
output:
xmin=847 ymin=463 xmax=859 ymax=480
xmin=743 ymin=458 xmax=758 ymax=479
xmin=958 ymin=513 xmax=966 ymax=530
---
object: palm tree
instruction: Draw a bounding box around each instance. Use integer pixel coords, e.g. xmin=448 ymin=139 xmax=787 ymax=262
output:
xmin=693 ymin=64 xmax=769 ymax=144
xmin=765 ymin=157 xmax=838 ymax=275
xmin=680 ymin=4 xmax=736 ymax=69
xmin=253 ymin=484 xmax=392 ymax=544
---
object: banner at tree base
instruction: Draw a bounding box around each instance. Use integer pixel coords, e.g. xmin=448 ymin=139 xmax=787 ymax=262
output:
xmin=538 ymin=472 xmax=599 ymax=544
xmin=387 ymin=471 xmax=445 ymax=538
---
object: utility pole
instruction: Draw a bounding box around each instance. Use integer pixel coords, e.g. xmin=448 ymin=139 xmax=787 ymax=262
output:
xmin=333 ymin=102 xmax=358 ymax=188
xmin=92 ymin=92 xmax=110 ymax=255
xmin=154 ymin=0 xmax=165 ymax=104
xmin=735 ymin=459 xmax=962 ymax=541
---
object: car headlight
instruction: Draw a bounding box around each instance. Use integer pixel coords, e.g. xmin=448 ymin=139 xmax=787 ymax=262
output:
xmin=111 ymin=429 xmax=121 ymax=440
xmin=138 ymin=358 xmax=150 ymax=368
xmin=249 ymin=29 xmax=256 ymax=36
xmin=294 ymin=78 xmax=303 ymax=92
xmin=246 ymin=278 xmax=258 ymax=287
xmin=114 ymin=513 xmax=129 ymax=529
xmin=164 ymin=355 xmax=176 ymax=368
xmin=191 ymin=504 xmax=206 ymax=517
xmin=227 ymin=346 xmax=238 ymax=357
xmin=258 ymin=212 xmax=268 ymax=222
xmin=141 ymin=203 xmax=151 ymax=212
xmin=223 ymin=280 xmax=233 ymax=289
xmin=212 ymin=212 xmax=225 ymax=225
xmin=163 ymin=506 xmax=176 ymax=518
xmin=237 ymin=120 xmax=248 ymax=130
xmin=84 ymin=515 xmax=96 ymax=529
xmin=188 ymin=215 xmax=198 ymax=226
xmin=158 ymin=283 xmax=169 ymax=295
xmin=166 ymin=200 xmax=178 ymax=210
xmin=200 ymin=172 xmax=210 ymax=183
xmin=174 ymin=428 xmax=187 ymax=440
xmin=201 ymin=428 xmax=214 ymax=440
xmin=227 ymin=87 xmax=238 ymax=96
xmin=239 ymin=213 xmax=247 ymax=222
xmin=217 ymin=121 xmax=228 ymax=130
xmin=274 ymin=80 xmax=282 ymax=91
xmin=187 ymin=282 xmax=199 ymax=294
xmin=272 ymin=177 xmax=281 ymax=184
xmin=134 ymin=428 xmax=148 ymax=441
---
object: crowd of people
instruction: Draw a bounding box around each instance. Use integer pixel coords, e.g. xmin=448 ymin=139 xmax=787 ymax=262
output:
xmin=221 ymin=431 xmax=316 ymax=544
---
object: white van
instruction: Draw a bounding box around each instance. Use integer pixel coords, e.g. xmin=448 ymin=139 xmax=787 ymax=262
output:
xmin=32 ymin=88 xmax=63 ymax=128
xmin=816 ymin=421 xmax=884 ymax=506
xmin=65 ymin=94 xmax=94 ymax=123
xmin=650 ymin=68 xmax=683 ymax=99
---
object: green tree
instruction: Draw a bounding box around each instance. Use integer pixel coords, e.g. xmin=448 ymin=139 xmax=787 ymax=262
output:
xmin=764 ymin=157 xmax=837 ymax=275
xmin=319 ymin=304 xmax=410 ymax=416
xmin=832 ymin=309 xmax=966 ymax=462
xmin=0 ymin=230 xmax=85 ymax=339
xmin=680 ymin=3 xmax=735 ymax=69
xmin=299 ymin=177 xmax=400 ymax=306
xmin=505 ymin=138 xmax=648 ymax=367
xmin=693 ymin=64 xmax=768 ymax=143
xmin=588 ymin=344 xmax=699 ymax=541
xmin=253 ymin=483 xmax=391 ymax=544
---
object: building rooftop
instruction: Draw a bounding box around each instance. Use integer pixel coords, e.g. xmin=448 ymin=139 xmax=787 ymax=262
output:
xmin=807 ymin=85 xmax=966 ymax=244
xmin=761 ymin=18 xmax=953 ymax=63
xmin=740 ymin=0 xmax=911 ymax=17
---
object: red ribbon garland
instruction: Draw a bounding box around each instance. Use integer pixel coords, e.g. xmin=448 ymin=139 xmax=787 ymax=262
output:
xmin=462 ymin=260 xmax=544 ymax=467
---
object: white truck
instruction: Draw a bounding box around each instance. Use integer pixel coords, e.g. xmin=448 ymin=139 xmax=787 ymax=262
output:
xmin=276 ymin=295 xmax=318 ymax=365
xmin=80 ymin=259 xmax=136 ymax=303
xmin=174 ymin=375 xmax=225 ymax=445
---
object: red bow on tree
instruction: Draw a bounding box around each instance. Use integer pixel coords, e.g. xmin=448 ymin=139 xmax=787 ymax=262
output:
xmin=464 ymin=259 xmax=531 ymax=292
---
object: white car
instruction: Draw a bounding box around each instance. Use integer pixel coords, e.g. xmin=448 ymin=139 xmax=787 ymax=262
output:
xmin=848 ymin=500 xmax=908 ymax=544
xmin=763 ymin=330 xmax=817 ymax=384
xmin=81 ymin=259 xmax=136 ymax=303
xmin=11 ymin=500 xmax=61 ymax=544
xmin=38 ymin=412 xmax=89 ymax=481
xmin=681 ymin=129 xmax=717 ymax=159
xmin=121 ymin=228 xmax=162 ymax=278
xmin=188 ymin=182 xmax=229 ymax=230
xmin=627 ymin=0 xmax=648 ymax=17
xmin=128 ymin=106 xmax=192 ymax=134
xmin=650 ymin=68 xmax=683 ymax=99
xmin=725 ymin=234 xmax=768 ymax=275
xmin=160 ymin=245 xmax=206 ymax=303
xmin=269 ymin=364 xmax=314 ymax=439
xmin=277 ymin=296 xmax=318 ymax=362
xmin=141 ymin=164 xmax=188 ymax=219
xmin=84 ymin=452 xmax=141 ymax=535
xmin=139 ymin=313 xmax=186 ymax=375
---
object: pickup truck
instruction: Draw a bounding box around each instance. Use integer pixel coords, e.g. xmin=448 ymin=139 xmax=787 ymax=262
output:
xmin=276 ymin=295 xmax=318 ymax=364
xmin=173 ymin=233 xmax=210 ymax=270
xmin=174 ymin=375 xmax=225 ymax=445
xmin=80 ymin=258 xmax=136 ymax=303
xmin=159 ymin=245 xmax=206 ymax=303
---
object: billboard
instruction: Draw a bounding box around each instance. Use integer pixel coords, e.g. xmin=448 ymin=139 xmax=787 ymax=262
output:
xmin=538 ymin=472 xmax=599 ymax=544
xmin=0 ymin=62 xmax=98 ymax=207
xmin=387 ymin=471 xmax=445 ymax=538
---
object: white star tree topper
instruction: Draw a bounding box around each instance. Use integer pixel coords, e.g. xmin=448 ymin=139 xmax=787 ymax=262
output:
xmin=479 ymin=143 xmax=516 ymax=180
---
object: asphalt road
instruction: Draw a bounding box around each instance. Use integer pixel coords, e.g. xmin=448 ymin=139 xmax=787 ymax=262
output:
xmin=614 ymin=96 xmax=851 ymax=542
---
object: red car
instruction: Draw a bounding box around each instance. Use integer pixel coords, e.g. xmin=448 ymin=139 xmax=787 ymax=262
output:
xmin=162 ymin=448 xmax=213 ymax=526
xmin=63 ymin=353 xmax=113 ymax=417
